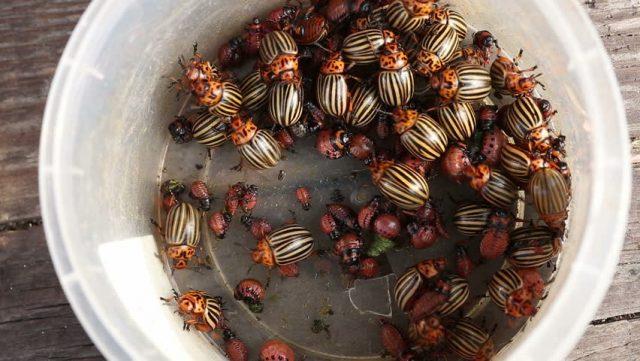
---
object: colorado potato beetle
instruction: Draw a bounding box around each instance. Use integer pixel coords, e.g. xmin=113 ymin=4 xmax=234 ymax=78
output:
xmin=393 ymin=108 xmax=448 ymax=161
xmin=165 ymin=202 xmax=201 ymax=270
xmin=259 ymin=30 xmax=299 ymax=65
xmin=413 ymin=23 xmax=459 ymax=78
xmin=430 ymin=63 xmax=492 ymax=103
xmin=223 ymin=328 xmax=249 ymax=361
xmin=192 ymin=78 xmax=244 ymax=117
xmin=529 ymin=163 xmax=570 ymax=230
xmin=239 ymin=69 xmax=269 ymax=112
xmin=490 ymin=48 xmax=543 ymax=98
xmin=268 ymin=80 xmax=305 ymax=127
xmin=316 ymin=52 xmax=349 ymax=117
xmin=189 ymin=111 xmax=228 ymax=149
xmin=344 ymin=84 xmax=382 ymax=128
xmin=385 ymin=0 xmax=432 ymax=34
xmin=503 ymin=96 xmax=546 ymax=145
xmin=506 ymin=225 xmax=560 ymax=268
xmin=342 ymin=28 xmax=398 ymax=65
xmin=436 ymin=274 xmax=470 ymax=316
xmin=446 ymin=318 xmax=495 ymax=361
xmin=393 ymin=266 xmax=423 ymax=312
xmin=291 ymin=12 xmax=329 ymax=45
xmin=369 ymin=160 xmax=430 ymax=210
xmin=468 ymin=165 xmax=518 ymax=210
xmin=488 ymin=268 xmax=537 ymax=318
xmin=430 ymin=7 xmax=468 ymax=40
xmin=170 ymin=290 xmax=223 ymax=333
xmin=453 ymin=202 xmax=492 ymax=236
xmin=436 ymin=101 xmax=476 ymax=142
xmin=252 ymin=224 xmax=315 ymax=268
xmin=377 ymin=42 xmax=415 ymax=107
xmin=229 ymin=115 xmax=282 ymax=169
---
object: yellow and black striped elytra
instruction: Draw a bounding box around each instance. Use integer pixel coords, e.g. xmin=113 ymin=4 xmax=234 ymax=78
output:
xmin=393 ymin=267 xmax=422 ymax=311
xmin=453 ymin=202 xmax=492 ymax=235
xmin=488 ymin=268 xmax=523 ymax=311
xmin=239 ymin=70 xmax=268 ymax=112
xmin=399 ymin=113 xmax=448 ymax=161
xmin=208 ymin=81 xmax=243 ymax=117
xmin=373 ymin=162 xmax=430 ymax=210
xmin=507 ymin=226 xmax=559 ymax=268
xmin=446 ymin=319 xmax=494 ymax=361
xmin=453 ymin=64 xmax=492 ymax=102
xmin=385 ymin=0 xmax=429 ymax=34
xmin=504 ymin=96 xmax=545 ymax=142
xmin=414 ymin=23 xmax=459 ymax=76
xmin=377 ymin=66 xmax=414 ymax=107
xmin=165 ymin=202 xmax=201 ymax=248
xmin=500 ymin=142 xmax=532 ymax=183
xmin=437 ymin=275 xmax=470 ymax=316
xmin=259 ymin=30 xmax=298 ymax=65
xmin=343 ymin=29 xmax=393 ymax=65
xmin=530 ymin=167 xmax=570 ymax=228
xmin=266 ymin=224 xmax=314 ymax=265
xmin=268 ymin=81 xmax=304 ymax=127
xmin=433 ymin=8 xmax=468 ymax=40
xmin=436 ymin=102 xmax=476 ymax=142
xmin=237 ymin=129 xmax=282 ymax=169
xmin=480 ymin=169 xmax=518 ymax=210
xmin=316 ymin=72 xmax=348 ymax=117
xmin=190 ymin=111 xmax=227 ymax=148
xmin=344 ymin=84 xmax=381 ymax=128
xmin=202 ymin=294 xmax=223 ymax=330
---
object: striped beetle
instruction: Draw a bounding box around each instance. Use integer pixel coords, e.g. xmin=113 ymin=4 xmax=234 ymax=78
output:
xmin=344 ymin=84 xmax=382 ymax=128
xmin=189 ymin=110 xmax=228 ymax=149
xmin=413 ymin=23 xmax=460 ymax=78
xmin=488 ymin=268 xmax=537 ymax=318
xmin=378 ymin=42 xmax=414 ymax=107
xmin=393 ymin=108 xmax=448 ymax=161
xmin=500 ymin=142 xmax=532 ymax=184
xmin=436 ymin=102 xmax=476 ymax=142
xmin=468 ymin=165 xmax=518 ymax=210
xmin=504 ymin=96 xmax=545 ymax=145
xmin=507 ymin=225 xmax=561 ymax=268
xmin=268 ymin=80 xmax=304 ymax=127
xmin=229 ymin=115 xmax=282 ymax=169
xmin=316 ymin=52 xmax=349 ymax=117
xmin=446 ymin=318 xmax=495 ymax=361
xmin=259 ymin=30 xmax=298 ymax=65
xmin=385 ymin=0 xmax=433 ymax=34
xmin=436 ymin=274 xmax=470 ymax=316
xmin=239 ymin=69 xmax=268 ymax=112
xmin=430 ymin=7 xmax=468 ymax=40
xmin=191 ymin=78 xmax=243 ymax=117
xmin=166 ymin=290 xmax=223 ymax=333
xmin=393 ymin=258 xmax=447 ymax=312
xmin=529 ymin=160 xmax=570 ymax=230
xmin=490 ymin=48 xmax=543 ymax=98
xmin=453 ymin=202 xmax=493 ymax=236
xmin=431 ymin=63 xmax=492 ymax=103
xmin=369 ymin=160 xmax=430 ymax=210
xmin=164 ymin=202 xmax=201 ymax=270
xmin=342 ymin=29 xmax=398 ymax=65
xmin=252 ymin=224 xmax=315 ymax=268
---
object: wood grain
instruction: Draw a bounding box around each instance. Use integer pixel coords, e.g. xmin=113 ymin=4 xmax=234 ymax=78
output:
xmin=0 ymin=0 xmax=90 ymax=222
xmin=0 ymin=226 xmax=101 ymax=360
xmin=0 ymin=0 xmax=638 ymax=360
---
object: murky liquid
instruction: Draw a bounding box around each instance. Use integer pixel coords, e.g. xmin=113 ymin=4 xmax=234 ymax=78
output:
xmin=155 ymin=27 xmax=560 ymax=361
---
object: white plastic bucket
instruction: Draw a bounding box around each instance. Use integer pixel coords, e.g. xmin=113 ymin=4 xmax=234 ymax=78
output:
xmin=39 ymin=0 xmax=631 ymax=360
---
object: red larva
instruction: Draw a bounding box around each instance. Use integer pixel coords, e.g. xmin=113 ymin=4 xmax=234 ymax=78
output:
xmin=348 ymin=133 xmax=374 ymax=160
xmin=408 ymin=223 xmax=439 ymax=249
xmin=359 ymin=258 xmax=379 ymax=278
xmin=479 ymin=211 xmax=511 ymax=259
xmin=319 ymin=212 xmax=340 ymax=240
xmin=408 ymin=291 xmax=448 ymax=322
xmin=250 ymin=218 xmax=272 ymax=240
xmin=357 ymin=198 xmax=380 ymax=231
xmin=162 ymin=193 xmax=178 ymax=212
xmin=517 ymin=268 xmax=545 ymax=298
xmin=225 ymin=183 xmax=244 ymax=216
xmin=455 ymin=244 xmax=475 ymax=278
xmin=190 ymin=180 xmax=210 ymax=200
xmin=481 ymin=127 xmax=507 ymax=167
xmin=275 ymin=127 xmax=296 ymax=150
xmin=326 ymin=203 xmax=359 ymax=231
xmin=208 ymin=211 xmax=231 ymax=238
xmin=218 ymin=37 xmax=243 ymax=69
xmin=241 ymin=185 xmax=258 ymax=213
xmin=295 ymin=187 xmax=312 ymax=211
xmin=259 ymin=339 xmax=295 ymax=361
xmin=278 ymin=263 xmax=300 ymax=278
xmin=234 ymin=278 xmax=266 ymax=313
xmin=242 ymin=17 xmax=267 ymax=57
xmin=223 ymin=329 xmax=249 ymax=361
xmin=376 ymin=117 xmax=391 ymax=139
xmin=373 ymin=213 xmax=401 ymax=239
xmin=316 ymin=129 xmax=345 ymax=159
xmin=441 ymin=143 xmax=474 ymax=184
xmin=379 ymin=319 xmax=407 ymax=358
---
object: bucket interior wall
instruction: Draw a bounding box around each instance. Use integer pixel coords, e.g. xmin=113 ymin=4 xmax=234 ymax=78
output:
xmin=40 ymin=0 xmax=628 ymax=360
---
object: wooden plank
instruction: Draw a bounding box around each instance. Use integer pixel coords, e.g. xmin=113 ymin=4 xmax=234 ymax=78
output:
xmin=584 ymin=0 xmax=640 ymax=139
xmin=0 ymin=0 xmax=90 ymax=222
xmin=0 ymin=226 xmax=102 ymax=360
xmin=568 ymin=317 xmax=640 ymax=360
